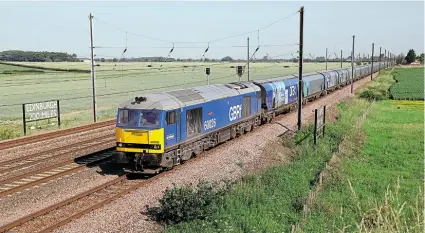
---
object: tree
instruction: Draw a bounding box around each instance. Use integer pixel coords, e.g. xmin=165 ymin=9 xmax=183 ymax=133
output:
xmin=263 ymin=55 xmax=268 ymax=61
xmin=396 ymin=53 xmax=405 ymax=65
xmin=405 ymin=49 xmax=416 ymax=64
xmin=417 ymin=53 xmax=424 ymax=64
xmin=100 ymin=58 xmax=105 ymax=62
xmin=221 ymin=56 xmax=233 ymax=62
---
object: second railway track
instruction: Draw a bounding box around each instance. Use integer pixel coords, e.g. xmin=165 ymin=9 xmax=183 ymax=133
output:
xmin=0 ymin=173 xmax=158 ymax=233
xmin=0 ymin=119 xmax=115 ymax=151
xmin=0 ymin=147 xmax=115 ymax=199
xmin=0 ymin=135 xmax=114 ymax=175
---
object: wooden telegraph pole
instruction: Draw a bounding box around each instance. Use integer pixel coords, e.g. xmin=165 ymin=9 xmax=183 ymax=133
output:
xmin=297 ymin=6 xmax=304 ymax=131
xmin=325 ymin=48 xmax=328 ymax=70
xmin=247 ymin=37 xmax=250 ymax=81
xmin=89 ymin=13 xmax=97 ymax=123
xmin=371 ymin=43 xmax=374 ymax=80
xmin=351 ymin=35 xmax=355 ymax=94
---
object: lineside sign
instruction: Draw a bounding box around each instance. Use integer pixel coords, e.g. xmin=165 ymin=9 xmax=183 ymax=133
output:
xmin=22 ymin=100 xmax=61 ymax=135
xmin=25 ymin=101 xmax=58 ymax=121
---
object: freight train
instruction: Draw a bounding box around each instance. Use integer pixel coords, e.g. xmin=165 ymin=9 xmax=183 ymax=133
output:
xmin=114 ymin=61 xmax=393 ymax=174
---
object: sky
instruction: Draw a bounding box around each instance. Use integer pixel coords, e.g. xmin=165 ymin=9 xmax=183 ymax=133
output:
xmin=0 ymin=1 xmax=423 ymax=60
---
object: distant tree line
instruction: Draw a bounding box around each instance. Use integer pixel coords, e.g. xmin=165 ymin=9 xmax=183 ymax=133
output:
xmin=3 ymin=49 xmax=406 ymax=64
xmin=395 ymin=49 xmax=424 ymax=65
xmin=0 ymin=50 xmax=79 ymax=62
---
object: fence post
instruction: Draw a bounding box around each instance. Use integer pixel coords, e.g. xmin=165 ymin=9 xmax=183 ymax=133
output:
xmin=319 ymin=172 xmax=323 ymax=185
xmin=22 ymin=104 xmax=27 ymax=136
xmin=57 ymin=100 xmax=61 ymax=129
xmin=322 ymin=105 xmax=326 ymax=137
xmin=314 ymin=108 xmax=317 ymax=146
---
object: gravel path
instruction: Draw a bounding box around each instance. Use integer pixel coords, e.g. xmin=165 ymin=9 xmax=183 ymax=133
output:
xmin=0 ymin=125 xmax=115 ymax=163
xmin=51 ymin=75 xmax=377 ymax=233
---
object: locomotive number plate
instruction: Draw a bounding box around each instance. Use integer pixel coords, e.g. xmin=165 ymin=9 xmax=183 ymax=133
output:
xmin=131 ymin=132 xmax=144 ymax=136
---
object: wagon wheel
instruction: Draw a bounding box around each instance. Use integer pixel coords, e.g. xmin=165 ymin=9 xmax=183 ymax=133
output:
xmin=239 ymin=127 xmax=245 ymax=136
xmin=246 ymin=124 xmax=252 ymax=133
xmin=230 ymin=127 xmax=237 ymax=139
xmin=164 ymin=165 xmax=174 ymax=171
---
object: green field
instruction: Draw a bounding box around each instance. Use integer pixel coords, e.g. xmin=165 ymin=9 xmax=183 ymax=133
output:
xmin=302 ymin=100 xmax=424 ymax=232
xmin=389 ymin=67 xmax=424 ymax=100
xmin=0 ymin=63 xmax=45 ymax=75
xmin=0 ymin=61 xmax=352 ymax=138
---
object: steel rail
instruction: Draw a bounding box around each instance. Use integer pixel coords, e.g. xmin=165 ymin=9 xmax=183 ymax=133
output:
xmin=0 ymin=176 xmax=128 ymax=233
xmin=0 ymin=173 xmax=165 ymax=233
xmin=0 ymin=119 xmax=115 ymax=150
xmin=0 ymin=146 xmax=115 ymax=198
xmin=0 ymin=135 xmax=114 ymax=173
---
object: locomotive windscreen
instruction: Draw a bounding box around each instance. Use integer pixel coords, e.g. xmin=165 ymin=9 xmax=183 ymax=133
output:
xmin=117 ymin=109 xmax=160 ymax=128
xmin=139 ymin=111 xmax=160 ymax=128
xmin=118 ymin=109 xmax=138 ymax=127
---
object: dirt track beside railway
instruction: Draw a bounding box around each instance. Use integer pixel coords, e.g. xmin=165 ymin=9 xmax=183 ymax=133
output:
xmin=50 ymin=73 xmax=378 ymax=233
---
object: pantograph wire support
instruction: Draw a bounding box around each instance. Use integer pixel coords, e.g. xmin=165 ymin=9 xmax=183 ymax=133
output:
xmin=159 ymin=42 xmax=175 ymax=69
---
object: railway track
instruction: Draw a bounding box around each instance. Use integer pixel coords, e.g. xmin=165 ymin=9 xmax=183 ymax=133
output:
xmin=0 ymin=119 xmax=115 ymax=151
xmin=0 ymin=135 xmax=114 ymax=175
xmin=0 ymin=72 xmax=385 ymax=233
xmin=0 ymin=148 xmax=115 ymax=199
xmin=0 ymin=173 xmax=158 ymax=233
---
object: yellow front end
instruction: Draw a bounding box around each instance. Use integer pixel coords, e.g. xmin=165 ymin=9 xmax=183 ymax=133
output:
xmin=116 ymin=127 xmax=164 ymax=154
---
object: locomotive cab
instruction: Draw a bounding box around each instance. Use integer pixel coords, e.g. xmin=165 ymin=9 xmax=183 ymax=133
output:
xmin=115 ymin=96 xmax=168 ymax=173
xmin=116 ymin=108 xmax=164 ymax=153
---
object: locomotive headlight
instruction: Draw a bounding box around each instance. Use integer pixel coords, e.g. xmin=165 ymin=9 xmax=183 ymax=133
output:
xmin=152 ymin=145 xmax=160 ymax=150
xmin=118 ymin=143 xmax=123 ymax=147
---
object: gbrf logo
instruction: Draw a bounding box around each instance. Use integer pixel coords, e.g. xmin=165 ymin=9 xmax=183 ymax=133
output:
xmin=229 ymin=104 xmax=242 ymax=121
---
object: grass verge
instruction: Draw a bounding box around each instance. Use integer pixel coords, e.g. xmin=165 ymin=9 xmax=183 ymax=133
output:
xmin=358 ymin=69 xmax=395 ymax=101
xmin=146 ymin=98 xmax=370 ymax=233
xmin=301 ymin=99 xmax=424 ymax=232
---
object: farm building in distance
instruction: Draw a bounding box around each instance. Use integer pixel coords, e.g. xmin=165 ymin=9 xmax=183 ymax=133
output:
xmin=410 ymin=60 xmax=422 ymax=66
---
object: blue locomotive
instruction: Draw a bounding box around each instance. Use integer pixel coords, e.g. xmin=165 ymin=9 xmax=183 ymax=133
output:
xmin=115 ymin=61 xmax=391 ymax=174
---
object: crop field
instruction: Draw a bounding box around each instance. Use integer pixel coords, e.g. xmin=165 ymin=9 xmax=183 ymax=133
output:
xmin=0 ymin=61 xmax=352 ymax=122
xmin=0 ymin=63 xmax=45 ymax=75
xmin=389 ymin=67 xmax=424 ymax=100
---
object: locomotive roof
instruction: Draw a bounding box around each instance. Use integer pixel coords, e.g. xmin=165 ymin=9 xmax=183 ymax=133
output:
xmin=117 ymin=83 xmax=260 ymax=111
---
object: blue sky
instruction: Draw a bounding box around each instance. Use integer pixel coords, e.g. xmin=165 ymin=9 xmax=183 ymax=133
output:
xmin=0 ymin=1 xmax=423 ymax=59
